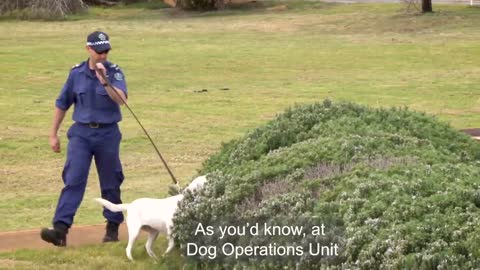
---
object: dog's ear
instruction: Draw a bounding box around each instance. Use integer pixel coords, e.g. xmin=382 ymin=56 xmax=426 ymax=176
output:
xmin=168 ymin=183 xmax=182 ymax=196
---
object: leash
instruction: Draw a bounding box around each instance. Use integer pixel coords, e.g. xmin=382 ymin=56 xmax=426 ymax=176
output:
xmin=94 ymin=65 xmax=179 ymax=187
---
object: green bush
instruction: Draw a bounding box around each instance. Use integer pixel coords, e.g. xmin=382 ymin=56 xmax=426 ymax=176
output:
xmin=0 ymin=0 xmax=87 ymax=20
xmin=173 ymin=100 xmax=480 ymax=269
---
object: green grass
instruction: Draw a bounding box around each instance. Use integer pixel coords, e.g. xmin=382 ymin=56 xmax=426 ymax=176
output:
xmin=0 ymin=239 xmax=184 ymax=269
xmin=0 ymin=0 xmax=480 ymax=268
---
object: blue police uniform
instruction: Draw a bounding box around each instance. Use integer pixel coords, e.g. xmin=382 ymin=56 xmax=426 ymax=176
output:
xmin=53 ymin=59 xmax=127 ymax=227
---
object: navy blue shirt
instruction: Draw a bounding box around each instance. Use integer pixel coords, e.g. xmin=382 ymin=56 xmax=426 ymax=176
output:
xmin=56 ymin=59 xmax=128 ymax=124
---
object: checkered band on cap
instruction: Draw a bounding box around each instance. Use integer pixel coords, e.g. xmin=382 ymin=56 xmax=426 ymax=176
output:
xmin=86 ymin=40 xmax=110 ymax=46
xmin=86 ymin=31 xmax=111 ymax=53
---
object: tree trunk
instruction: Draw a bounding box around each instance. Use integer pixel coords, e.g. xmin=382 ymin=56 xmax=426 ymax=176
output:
xmin=422 ymin=0 xmax=432 ymax=13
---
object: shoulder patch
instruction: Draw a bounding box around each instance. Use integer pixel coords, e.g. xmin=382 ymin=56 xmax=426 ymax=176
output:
xmin=114 ymin=72 xmax=124 ymax=81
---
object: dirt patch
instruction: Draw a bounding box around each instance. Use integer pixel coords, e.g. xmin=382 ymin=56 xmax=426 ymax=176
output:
xmin=266 ymin=4 xmax=288 ymax=11
xmin=461 ymin=128 xmax=480 ymax=140
xmin=0 ymin=223 xmax=144 ymax=253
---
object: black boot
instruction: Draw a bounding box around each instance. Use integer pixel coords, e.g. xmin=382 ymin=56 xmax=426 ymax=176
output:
xmin=103 ymin=222 xmax=119 ymax=243
xmin=40 ymin=222 xmax=68 ymax=247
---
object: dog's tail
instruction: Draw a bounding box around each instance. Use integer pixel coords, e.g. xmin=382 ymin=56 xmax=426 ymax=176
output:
xmin=94 ymin=198 xmax=129 ymax=212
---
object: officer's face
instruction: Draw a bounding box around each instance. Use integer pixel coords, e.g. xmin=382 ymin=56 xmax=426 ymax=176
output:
xmin=86 ymin=46 xmax=109 ymax=63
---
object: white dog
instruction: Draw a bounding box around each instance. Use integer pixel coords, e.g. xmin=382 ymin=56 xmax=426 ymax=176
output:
xmin=95 ymin=175 xmax=207 ymax=261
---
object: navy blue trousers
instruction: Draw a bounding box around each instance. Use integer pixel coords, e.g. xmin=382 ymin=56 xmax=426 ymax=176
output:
xmin=53 ymin=123 xmax=124 ymax=227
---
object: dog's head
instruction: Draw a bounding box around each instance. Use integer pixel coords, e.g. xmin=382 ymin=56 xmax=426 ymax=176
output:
xmin=184 ymin=175 xmax=207 ymax=193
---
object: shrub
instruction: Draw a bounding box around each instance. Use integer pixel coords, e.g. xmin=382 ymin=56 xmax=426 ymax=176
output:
xmin=173 ymin=100 xmax=480 ymax=269
xmin=175 ymin=0 xmax=223 ymax=10
xmin=0 ymin=0 xmax=87 ymax=20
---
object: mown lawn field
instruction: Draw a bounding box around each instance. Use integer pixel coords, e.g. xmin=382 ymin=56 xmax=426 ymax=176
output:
xmin=0 ymin=1 xmax=479 ymax=268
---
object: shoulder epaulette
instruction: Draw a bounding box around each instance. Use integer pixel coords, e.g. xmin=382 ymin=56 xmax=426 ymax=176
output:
xmin=109 ymin=63 xmax=120 ymax=71
xmin=71 ymin=62 xmax=84 ymax=70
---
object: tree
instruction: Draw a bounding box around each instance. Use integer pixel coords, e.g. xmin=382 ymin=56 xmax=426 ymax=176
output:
xmin=402 ymin=0 xmax=432 ymax=14
xmin=422 ymin=0 xmax=433 ymax=12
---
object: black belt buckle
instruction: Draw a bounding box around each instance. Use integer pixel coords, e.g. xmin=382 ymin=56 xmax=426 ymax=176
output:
xmin=89 ymin=123 xmax=100 ymax=128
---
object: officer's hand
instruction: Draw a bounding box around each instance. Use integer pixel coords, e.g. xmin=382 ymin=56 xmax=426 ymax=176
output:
xmin=95 ymin=62 xmax=107 ymax=85
xmin=49 ymin=135 xmax=61 ymax=153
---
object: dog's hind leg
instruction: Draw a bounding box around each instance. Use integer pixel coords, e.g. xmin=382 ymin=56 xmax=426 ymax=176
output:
xmin=125 ymin=220 xmax=142 ymax=261
xmin=144 ymin=228 xmax=159 ymax=259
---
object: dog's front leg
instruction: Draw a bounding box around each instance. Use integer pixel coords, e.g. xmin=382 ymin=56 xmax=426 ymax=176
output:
xmin=164 ymin=237 xmax=175 ymax=255
xmin=163 ymin=226 xmax=175 ymax=256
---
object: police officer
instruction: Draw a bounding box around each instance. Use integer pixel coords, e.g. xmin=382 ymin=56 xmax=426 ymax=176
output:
xmin=41 ymin=31 xmax=127 ymax=246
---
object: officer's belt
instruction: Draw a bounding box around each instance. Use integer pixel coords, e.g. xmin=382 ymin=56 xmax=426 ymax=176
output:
xmin=77 ymin=122 xmax=115 ymax=129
